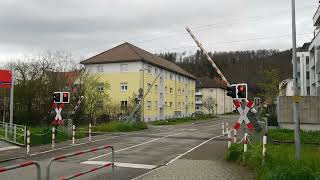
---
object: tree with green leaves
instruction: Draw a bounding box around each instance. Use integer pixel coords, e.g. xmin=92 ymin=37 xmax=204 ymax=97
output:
xmin=258 ymin=69 xmax=280 ymax=104
xmin=203 ymin=97 xmax=216 ymax=115
xmin=82 ymin=75 xmax=110 ymax=124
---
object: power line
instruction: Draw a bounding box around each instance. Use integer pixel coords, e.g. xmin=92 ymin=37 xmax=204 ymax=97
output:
xmin=72 ymin=5 xmax=315 ymax=56
xmin=152 ymin=33 xmax=312 ymax=52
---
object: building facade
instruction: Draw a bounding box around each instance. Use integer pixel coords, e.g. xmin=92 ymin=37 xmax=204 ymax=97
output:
xmin=81 ymin=42 xmax=196 ymax=121
xmin=309 ymin=2 xmax=320 ymax=95
xmin=195 ymin=78 xmax=233 ymax=115
xmin=296 ymin=46 xmax=311 ymax=96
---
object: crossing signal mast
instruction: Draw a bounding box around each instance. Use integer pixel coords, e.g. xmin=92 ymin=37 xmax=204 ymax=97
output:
xmin=186 ymin=27 xmax=256 ymax=130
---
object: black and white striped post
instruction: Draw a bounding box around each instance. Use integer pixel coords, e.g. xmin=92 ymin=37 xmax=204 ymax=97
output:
xmin=52 ymin=126 xmax=55 ymax=149
xmin=26 ymin=130 xmax=30 ymax=154
xmin=72 ymin=125 xmax=75 ymax=145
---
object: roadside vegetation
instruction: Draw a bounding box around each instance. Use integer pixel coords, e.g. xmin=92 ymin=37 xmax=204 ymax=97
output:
xmin=225 ymin=129 xmax=320 ymax=180
xmin=28 ymin=121 xmax=147 ymax=146
xmin=149 ymin=115 xmax=216 ymax=126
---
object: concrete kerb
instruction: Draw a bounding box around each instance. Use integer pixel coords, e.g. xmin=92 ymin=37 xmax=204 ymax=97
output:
xmin=0 ymin=161 xmax=41 ymax=180
xmin=46 ymin=145 xmax=114 ymax=180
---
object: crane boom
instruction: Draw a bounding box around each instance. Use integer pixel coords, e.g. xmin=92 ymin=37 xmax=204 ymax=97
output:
xmin=186 ymin=27 xmax=230 ymax=87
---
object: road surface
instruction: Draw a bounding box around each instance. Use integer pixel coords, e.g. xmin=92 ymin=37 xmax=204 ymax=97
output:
xmin=0 ymin=115 xmax=253 ymax=180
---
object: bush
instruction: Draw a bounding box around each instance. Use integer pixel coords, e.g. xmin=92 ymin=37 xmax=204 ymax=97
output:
xmin=29 ymin=127 xmax=70 ymax=146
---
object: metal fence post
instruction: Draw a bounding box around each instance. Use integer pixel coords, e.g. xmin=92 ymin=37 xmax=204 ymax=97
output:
xmin=5 ymin=123 xmax=8 ymax=138
xmin=24 ymin=126 xmax=27 ymax=146
xmin=222 ymin=122 xmax=225 ymax=135
xmin=26 ymin=130 xmax=30 ymax=154
xmin=13 ymin=124 xmax=16 ymax=143
xmin=52 ymin=126 xmax=55 ymax=149
xmin=72 ymin=125 xmax=75 ymax=145
xmin=227 ymin=130 xmax=232 ymax=149
xmin=89 ymin=123 xmax=92 ymax=142
xmin=263 ymin=135 xmax=267 ymax=157
xmin=244 ymin=133 xmax=248 ymax=153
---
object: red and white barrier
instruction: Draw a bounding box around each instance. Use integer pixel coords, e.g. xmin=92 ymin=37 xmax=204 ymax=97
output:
xmin=72 ymin=125 xmax=75 ymax=145
xmin=52 ymin=127 xmax=55 ymax=149
xmin=0 ymin=161 xmax=41 ymax=180
xmin=26 ymin=130 xmax=30 ymax=154
xmin=46 ymin=145 xmax=114 ymax=180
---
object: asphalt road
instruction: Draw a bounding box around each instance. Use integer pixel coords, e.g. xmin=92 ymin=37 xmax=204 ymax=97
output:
xmin=0 ymin=115 xmax=240 ymax=180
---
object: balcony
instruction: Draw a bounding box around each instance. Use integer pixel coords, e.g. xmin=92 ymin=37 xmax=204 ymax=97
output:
xmin=313 ymin=5 xmax=320 ymax=26
xmin=196 ymin=100 xmax=203 ymax=105
xmin=195 ymin=91 xmax=203 ymax=96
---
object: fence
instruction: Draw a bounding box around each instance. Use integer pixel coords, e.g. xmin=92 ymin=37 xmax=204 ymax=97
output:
xmin=0 ymin=122 xmax=26 ymax=146
xmin=46 ymin=145 xmax=114 ymax=180
xmin=0 ymin=161 xmax=41 ymax=180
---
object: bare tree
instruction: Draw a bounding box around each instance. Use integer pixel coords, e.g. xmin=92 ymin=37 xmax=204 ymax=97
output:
xmin=203 ymin=97 xmax=216 ymax=115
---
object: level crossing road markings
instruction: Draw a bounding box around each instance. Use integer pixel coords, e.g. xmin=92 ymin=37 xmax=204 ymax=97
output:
xmin=0 ymin=145 xmax=20 ymax=152
xmin=82 ymin=161 xmax=157 ymax=170
xmin=85 ymin=129 xmax=197 ymax=161
xmin=233 ymin=100 xmax=254 ymax=130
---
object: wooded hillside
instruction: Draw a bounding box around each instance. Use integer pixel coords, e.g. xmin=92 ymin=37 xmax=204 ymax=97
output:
xmin=158 ymin=49 xmax=293 ymax=96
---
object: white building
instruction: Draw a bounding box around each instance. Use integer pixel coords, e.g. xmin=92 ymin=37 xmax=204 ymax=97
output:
xmin=309 ymin=2 xmax=320 ymax=95
xmin=195 ymin=78 xmax=233 ymax=115
xmin=279 ymin=78 xmax=294 ymax=97
xmin=296 ymin=43 xmax=311 ymax=96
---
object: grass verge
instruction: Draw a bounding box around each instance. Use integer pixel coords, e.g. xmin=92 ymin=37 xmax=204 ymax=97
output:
xmin=268 ymin=129 xmax=320 ymax=144
xmin=226 ymin=130 xmax=320 ymax=180
xmin=93 ymin=121 xmax=147 ymax=132
xmin=149 ymin=115 xmax=216 ymax=125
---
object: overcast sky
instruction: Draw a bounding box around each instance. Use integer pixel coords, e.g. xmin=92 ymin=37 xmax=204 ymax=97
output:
xmin=0 ymin=0 xmax=317 ymax=64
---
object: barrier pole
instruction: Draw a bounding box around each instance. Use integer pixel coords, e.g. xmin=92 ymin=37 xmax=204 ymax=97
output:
xmin=226 ymin=122 xmax=229 ymax=133
xmin=26 ymin=130 xmax=30 ymax=154
xmin=244 ymin=133 xmax=248 ymax=153
xmin=72 ymin=125 xmax=75 ymax=145
xmin=13 ymin=124 xmax=16 ymax=143
xmin=52 ymin=126 xmax=55 ymax=149
xmin=227 ymin=131 xmax=232 ymax=149
xmin=89 ymin=123 xmax=92 ymax=142
xmin=0 ymin=161 xmax=41 ymax=180
xmin=233 ymin=129 xmax=237 ymax=143
xmin=263 ymin=135 xmax=267 ymax=157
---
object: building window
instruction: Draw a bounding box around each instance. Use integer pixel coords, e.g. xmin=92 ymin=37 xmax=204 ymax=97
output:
xmin=155 ymin=101 xmax=158 ymax=109
xmin=97 ymin=83 xmax=104 ymax=92
xmin=145 ymin=65 xmax=151 ymax=74
xmin=182 ymin=89 xmax=184 ymax=94
xmin=155 ymin=85 xmax=158 ymax=92
xmin=147 ymin=101 xmax=152 ymax=109
xmin=170 ymin=73 xmax=173 ymax=80
xmin=165 ymin=102 xmax=167 ymax=108
xmin=307 ymin=72 xmax=310 ymax=79
xmin=178 ymin=89 xmax=181 ymax=95
xmin=178 ymin=102 xmax=181 ymax=109
xmin=120 ymin=101 xmax=128 ymax=108
xmin=147 ymin=83 xmax=152 ymax=90
xmin=165 ymin=86 xmax=168 ymax=93
xmin=120 ymin=64 xmax=128 ymax=72
xmin=170 ymin=88 xmax=173 ymax=94
xmin=96 ymin=65 xmax=103 ymax=73
xmin=120 ymin=83 xmax=128 ymax=91
xmin=196 ymin=106 xmax=200 ymax=110
xmin=155 ymin=68 xmax=158 ymax=75
xmin=170 ymin=102 xmax=173 ymax=108
xmin=306 ymin=56 xmax=310 ymax=64
xmin=178 ymin=76 xmax=181 ymax=82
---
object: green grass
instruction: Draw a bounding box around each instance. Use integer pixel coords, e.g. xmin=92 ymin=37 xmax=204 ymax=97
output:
xmin=268 ymin=129 xmax=320 ymax=144
xmin=149 ymin=115 xmax=216 ymax=126
xmin=93 ymin=121 xmax=147 ymax=132
xmin=226 ymin=130 xmax=320 ymax=180
xmin=28 ymin=127 xmax=70 ymax=146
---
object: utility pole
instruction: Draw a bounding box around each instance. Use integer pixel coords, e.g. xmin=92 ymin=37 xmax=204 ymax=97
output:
xmin=291 ymin=0 xmax=301 ymax=160
xmin=9 ymin=66 xmax=14 ymax=127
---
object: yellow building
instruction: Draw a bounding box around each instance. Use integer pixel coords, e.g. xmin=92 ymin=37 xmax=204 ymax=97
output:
xmin=81 ymin=42 xmax=196 ymax=121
